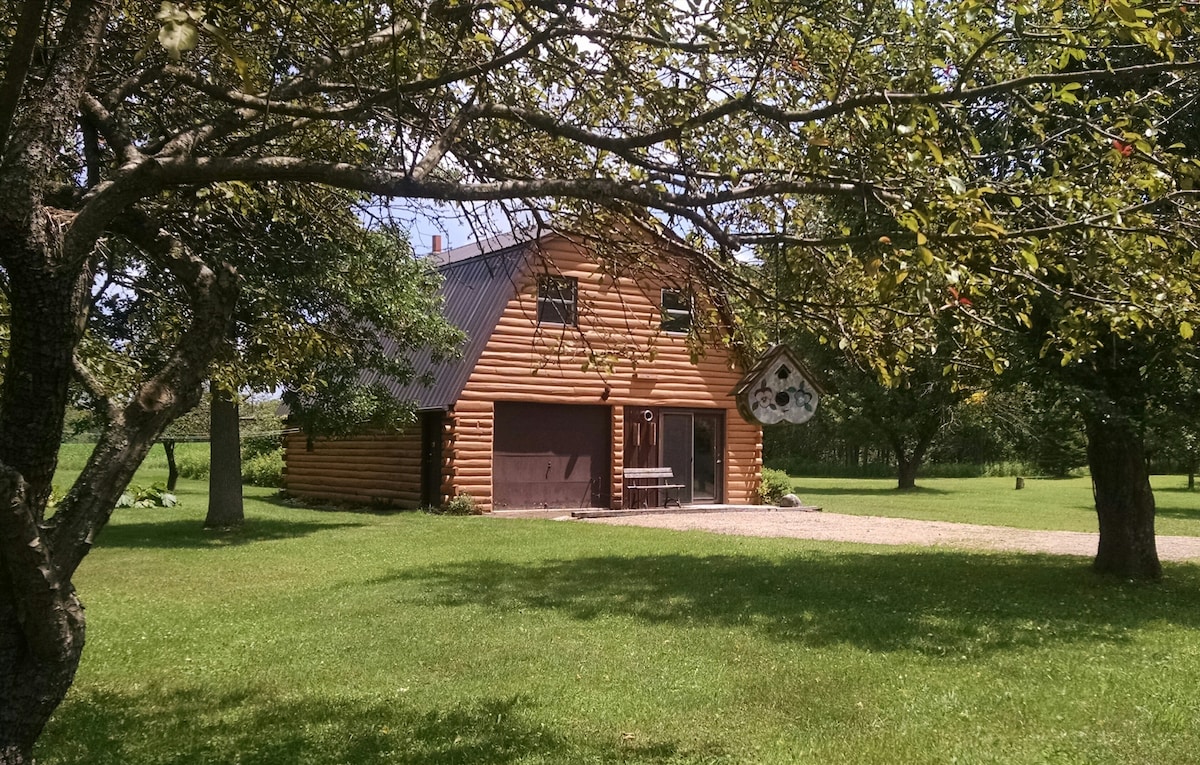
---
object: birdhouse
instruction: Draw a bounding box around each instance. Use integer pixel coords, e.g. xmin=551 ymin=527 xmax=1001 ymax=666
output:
xmin=731 ymin=345 xmax=824 ymax=425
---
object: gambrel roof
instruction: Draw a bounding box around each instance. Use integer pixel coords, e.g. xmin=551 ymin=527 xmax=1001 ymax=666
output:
xmin=373 ymin=228 xmax=752 ymax=413
xmin=364 ymin=238 xmax=530 ymax=410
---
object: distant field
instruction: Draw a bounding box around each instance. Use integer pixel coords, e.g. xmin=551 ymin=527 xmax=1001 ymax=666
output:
xmin=54 ymin=443 xmax=1200 ymax=537
xmin=55 ymin=440 xmax=208 ymax=481
xmin=787 ymin=475 xmax=1200 ymax=537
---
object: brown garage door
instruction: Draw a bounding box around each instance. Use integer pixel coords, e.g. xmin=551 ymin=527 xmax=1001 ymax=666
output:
xmin=493 ymin=402 xmax=611 ymax=509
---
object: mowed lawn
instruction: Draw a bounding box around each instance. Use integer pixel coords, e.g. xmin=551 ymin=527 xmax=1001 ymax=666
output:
xmin=789 ymin=475 xmax=1200 ymax=537
xmin=35 ymin=452 xmax=1200 ymax=764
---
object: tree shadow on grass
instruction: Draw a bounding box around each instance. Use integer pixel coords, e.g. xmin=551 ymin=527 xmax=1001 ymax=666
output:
xmin=94 ymin=518 xmax=366 ymax=550
xmin=39 ymin=685 xmax=721 ymax=765
xmin=1151 ymin=508 xmax=1200 ymax=524
xmin=789 ymin=483 xmax=952 ymax=497
xmin=1152 ymin=485 xmax=1199 ymax=494
xmin=381 ymin=549 xmax=1200 ymax=657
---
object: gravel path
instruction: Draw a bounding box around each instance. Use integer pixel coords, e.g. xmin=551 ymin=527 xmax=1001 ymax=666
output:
xmin=582 ymin=509 xmax=1200 ymax=562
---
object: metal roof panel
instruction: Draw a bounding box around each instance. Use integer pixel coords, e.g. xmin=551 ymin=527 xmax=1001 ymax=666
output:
xmin=365 ymin=241 xmax=530 ymax=409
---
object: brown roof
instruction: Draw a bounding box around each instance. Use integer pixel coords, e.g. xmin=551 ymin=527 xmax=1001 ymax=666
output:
xmin=365 ymin=239 xmax=531 ymax=410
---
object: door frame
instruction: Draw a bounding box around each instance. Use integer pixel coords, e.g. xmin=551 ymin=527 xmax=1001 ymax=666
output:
xmin=659 ymin=408 xmax=724 ymax=504
xmin=419 ymin=410 xmax=445 ymax=508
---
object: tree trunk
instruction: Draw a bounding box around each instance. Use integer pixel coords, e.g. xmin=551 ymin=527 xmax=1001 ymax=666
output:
xmin=1085 ymin=412 xmax=1161 ymax=580
xmin=0 ymin=569 xmax=85 ymax=765
xmin=0 ymin=233 xmax=238 ymax=760
xmin=163 ymin=439 xmax=179 ymax=491
xmin=888 ymin=427 xmax=936 ymax=491
xmin=205 ymin=384 xmax=244 ymax=528
xmin=0 ymin=263 xmax=92 ymax=765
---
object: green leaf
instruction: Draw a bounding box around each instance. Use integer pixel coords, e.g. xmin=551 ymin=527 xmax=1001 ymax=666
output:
xmin=1182 ymin=321 xmax=1194 ymax=340
xmin=1108 ymin=0 xmax=1139 ymax=24
xmin=158 ymin=20 xmax=198 ymax=60
xmin=926 ymin=141 xmax=943 ymax=165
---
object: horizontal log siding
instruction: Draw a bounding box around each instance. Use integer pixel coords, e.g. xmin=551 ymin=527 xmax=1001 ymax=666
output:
xmin=725 ymin=415 xmax=763 ymax=504
xmin=612 ymin=406 xmax=625 ymax=509
xmin=283 ymin=431 xmax=423 ymax=508
xmin=459 ymin=238 xmax=760 ymax=510
xmin=446 ymin=400 xmax=493 ymax=509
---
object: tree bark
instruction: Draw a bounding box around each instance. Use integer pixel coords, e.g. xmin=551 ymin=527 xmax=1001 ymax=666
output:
xmin=0 ymin=259 xmax=93 ymax=765
xmin=205 ymin=385 xmax=244 ymax=528
xmin=0 ymin=472 xmax=84 ymax=765
xmin=1085 ymin=412 xmax=1161 ymax=580
xmin=0 ymin=573 xmax=84 ymax=765
xmin=163 ymin=440 xmax=179 ymax=491
xmin=888 ymin=426 xmax=937 ymax=491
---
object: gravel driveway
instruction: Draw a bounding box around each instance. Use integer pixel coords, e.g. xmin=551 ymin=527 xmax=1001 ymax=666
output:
xmin=582 ymin=509 xmax=1200 ymax=562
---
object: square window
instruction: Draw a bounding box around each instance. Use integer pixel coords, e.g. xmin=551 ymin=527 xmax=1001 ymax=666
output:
xmin=661 ymin=289 xmax=691 ymax=333
xmin=538 ymin=275 xmax=577 ymax=325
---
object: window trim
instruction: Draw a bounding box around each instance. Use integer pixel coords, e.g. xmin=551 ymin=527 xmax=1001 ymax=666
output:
xmin=537 ymin=275 xmax=578 ymax=326
xmin=660 ymin=288 xmax=692 ymax=334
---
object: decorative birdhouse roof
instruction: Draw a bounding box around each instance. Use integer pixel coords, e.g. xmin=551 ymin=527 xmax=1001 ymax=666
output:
xmin=730 ymin=345 xmax=825 ymax=425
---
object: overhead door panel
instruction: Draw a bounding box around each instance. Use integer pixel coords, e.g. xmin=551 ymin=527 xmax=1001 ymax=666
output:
xmin=493 ymin=403 xmax=610 ymax=509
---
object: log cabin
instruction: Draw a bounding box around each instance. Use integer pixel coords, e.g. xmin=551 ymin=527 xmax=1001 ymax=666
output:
xmin=282 ymin=231 xmax=763 ymax=511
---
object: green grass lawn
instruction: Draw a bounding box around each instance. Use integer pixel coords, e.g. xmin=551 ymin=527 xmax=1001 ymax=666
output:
xmin=788 ymin=475 xmax=1200 ymax=537
xmin=33 ymin=454 xmax=1200 ymax=764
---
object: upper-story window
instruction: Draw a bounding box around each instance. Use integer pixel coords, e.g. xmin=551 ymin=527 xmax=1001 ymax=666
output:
xmin=661 ymin=288 xmax=692 ymax=333
xmin=537 ymin=275 xmax=577 ymax=326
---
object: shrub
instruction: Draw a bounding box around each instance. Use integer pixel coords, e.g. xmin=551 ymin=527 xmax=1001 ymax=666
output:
xmin=980 ymin=460 xmax=1039 ymax=478
xmin=117 ymin=483 xmax=179 ymax=508
xmin=433 ymin=492 xmax=482 ymax=516
xmin=242 ymin=432 xmax=283 ymax=460
xmin=758 ymin=468 xmax=794 ymax=505
xmin=242 ymin=449 xmax=284 ymax=488
xmin=176 ymin=452 xmax=210 ymax=480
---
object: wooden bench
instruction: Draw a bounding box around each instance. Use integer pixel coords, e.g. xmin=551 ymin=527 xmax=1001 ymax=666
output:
xmin=623 ymin=467 xmax=685 ymax=509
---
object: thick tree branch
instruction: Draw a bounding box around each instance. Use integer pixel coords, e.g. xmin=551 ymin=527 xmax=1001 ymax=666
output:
xmin=411 ymin=97 xmax=477 ymax=181
xmin=473 ymin=96 xmax=752 ymax=152
xmin=734 ymin=189 xmax=1200 ymax=249
xmin=64 ymin=159 xmax=162 ymax=270
xmin=2 ymin=0 xmax=114 ymax=187
xmin=102 ymin=63 xmax=166 ymax=109
xmin=752 ymin=58 xmax=1200 ymax=126
xmin=78 ymin=93 xmax=140 ymax=165
xmin=71 ymin=355 xmax=120 ymax=424
xmin=0 ymin=464 xmax=81 ymax=662
xmin=48 ymin=237 xmax=238 ymax=577
xmin=148 ymin=155 xmax=886 ymax=216
xmin=0 ymin=0 xmax=48 ymax=157
xmin=273 ymin=19 xmax=415 ymax=101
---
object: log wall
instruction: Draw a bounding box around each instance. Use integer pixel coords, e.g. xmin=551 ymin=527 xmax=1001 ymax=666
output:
xmin=283 ymin=235 xmax=763 ymax=511
xmin=453 ymin=237 xmax=761 ymax=510
xmin=283 ymin=430 xmax=425 ymax=508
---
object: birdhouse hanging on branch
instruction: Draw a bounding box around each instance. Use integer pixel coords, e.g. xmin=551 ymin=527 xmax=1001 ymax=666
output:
xmin=732 ymin=345 xmax=825 ymax=425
